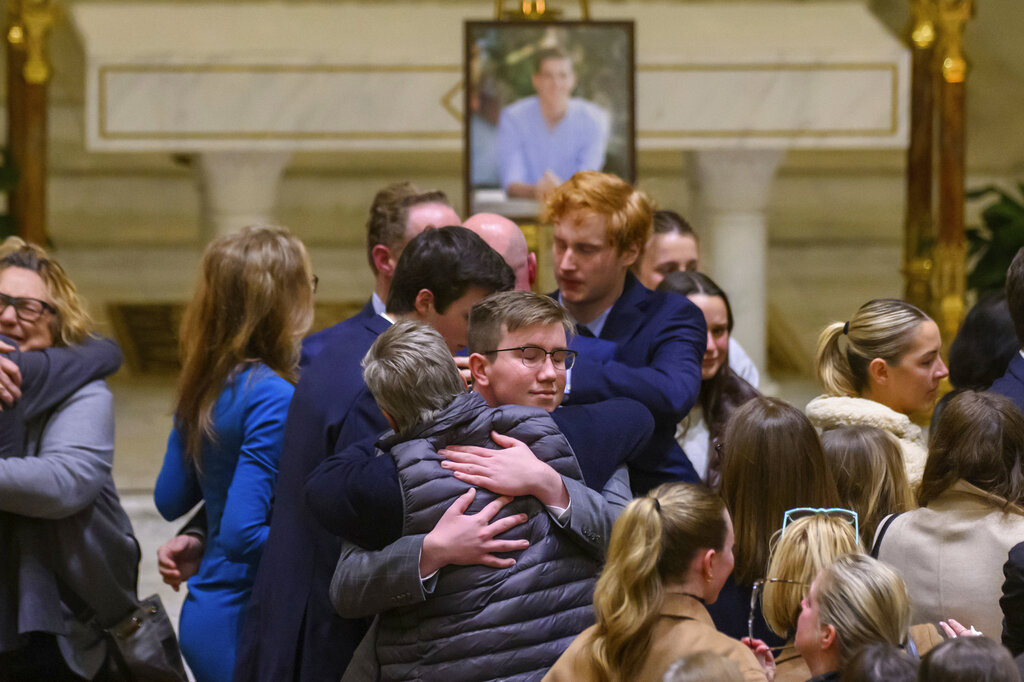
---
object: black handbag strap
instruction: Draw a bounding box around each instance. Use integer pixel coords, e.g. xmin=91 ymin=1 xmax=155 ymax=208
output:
xmin=871 ymin=512 xmax=902 ymax=558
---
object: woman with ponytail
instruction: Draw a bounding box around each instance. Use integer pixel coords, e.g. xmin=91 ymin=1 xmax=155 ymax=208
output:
xmin=806 ymin=299 xmax=948 ymax=485
xmin=544 ymin=483 xmax=771 ymax=682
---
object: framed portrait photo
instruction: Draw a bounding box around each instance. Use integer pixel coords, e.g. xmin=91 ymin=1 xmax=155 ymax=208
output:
xmin=464 ymin=20 xmax=636 ymax=218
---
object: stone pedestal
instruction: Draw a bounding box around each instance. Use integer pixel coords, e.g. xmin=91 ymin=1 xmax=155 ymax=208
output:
xmin=196 ymin=152 xmax=290 ymax=236
xmin=690 ymin=150 xmax=785 ymax=372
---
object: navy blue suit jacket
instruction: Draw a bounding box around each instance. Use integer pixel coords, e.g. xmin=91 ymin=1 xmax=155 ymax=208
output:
xmin=303 ymin=397 xmax=654 ymax=548
xmin=299 ymin=299 xmax=376 ymax=370
xmin=234 ymin=310 xmax=390 ymax=682
xmin=991 ymin=353 xmax=1024 ymax=415
xmin=559 ymin=272 xmax=706 ymax=494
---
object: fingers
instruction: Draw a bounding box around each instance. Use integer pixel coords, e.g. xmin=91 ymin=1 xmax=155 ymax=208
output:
xmin=939 ymin=621 xmax=957 ymax=638
xmin=446 ymin=471 xmax=492 ymax=489
xmin=477 ymin=494 xmax=513 ymax=520
xmin=0 ymin=340 xmax=14 ymax=353
xmin=440 ymin=445 xmax=491 ymax=460
xmin=444 ymin=487 xmax=477 ymax=517
xmin=483 ymin=539 xmax=530 ymax=554
xmin=0 ymin=357 xmax=23 ymax=406
xmin=477 ymin=555 xmax=517 ymax=569
xmin=485 ymin=513 xmax=529 ymax=537
xmin=489 ymin=431 xmax=525 ymax=449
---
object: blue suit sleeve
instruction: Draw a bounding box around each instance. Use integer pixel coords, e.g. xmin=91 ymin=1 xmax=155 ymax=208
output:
xmin=220 ymin=377 xmax=293 ymax=563
xmin=154 ymin=426 xmax=203 ymax=521
xmin=552 ymin=399 xmax=653 ymax=490
xmin=568 ymin=296 xmax=705 ymax=421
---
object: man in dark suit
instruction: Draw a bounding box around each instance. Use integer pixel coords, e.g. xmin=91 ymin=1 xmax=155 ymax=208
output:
xmin=301 ymin=183 xmax=460 ymax=365
xmin=542 ymin=171 xmax=706 ymax=493
xmin=232 ymin=227 xmax=513 ymax=682
xmin=992 ymin=247 xmax=1024 ymax=410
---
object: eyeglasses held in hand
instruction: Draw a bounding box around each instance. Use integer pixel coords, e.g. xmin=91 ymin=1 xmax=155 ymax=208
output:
xmin=781 ymin=507 xmax=859 ymax=539
xmin=749 ymin=578 xmax=807 ymax=648
xmin=484 ymin=345 xmax=577 ymax=370
xmin=0 ymin=292 xmax=56 ymax=323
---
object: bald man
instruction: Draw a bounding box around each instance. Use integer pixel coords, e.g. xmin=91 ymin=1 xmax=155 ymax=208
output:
xmin=463 ymin=213 xmax=537 ymax=291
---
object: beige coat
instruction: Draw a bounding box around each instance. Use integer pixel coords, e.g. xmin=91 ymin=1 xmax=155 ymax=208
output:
xmin=805 ymin=394 xmax=928 ymax=486
xmin=877 ymin=480 xmax=1024 ymax=638
xmin=543 ymin=593 xmax=767 ymax=682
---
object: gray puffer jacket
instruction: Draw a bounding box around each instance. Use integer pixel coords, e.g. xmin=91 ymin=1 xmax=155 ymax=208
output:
xmin=375 ymin=392 xmax=600 ymax=682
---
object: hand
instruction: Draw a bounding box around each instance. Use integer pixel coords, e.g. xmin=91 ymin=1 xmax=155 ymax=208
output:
xmin=741 ymin=637 xmax=776 ymax=681
xmin=454 ymin=355 xmax=472 ymax=388
xmin=157 ymin=534 xmax=204 ymax=591
xmin=440 ymin=431 xmax=569 ymax=508
xmin=0 ymin=354 xmax=22 ymax=409
xmin=420 ymin=488 xmax=529 ymax=576
xmin=939 ymin=618 xmax=981 ymax=638
xmin=534 ymin=171 xmax=562 ymax=200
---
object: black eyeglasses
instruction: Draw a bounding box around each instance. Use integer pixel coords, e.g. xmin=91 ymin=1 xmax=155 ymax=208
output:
xmin=0 ymin=292 xmax=56 ymax=322
xmin=484 ymin=346 xmax=577 ymax=370
xmin=311 ymin=275 xmax=319 ymax=293
xmin=749 ymin=578 xmax=807 ymax=648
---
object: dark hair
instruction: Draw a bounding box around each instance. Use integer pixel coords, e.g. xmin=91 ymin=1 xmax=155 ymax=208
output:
xmin=918 ymin=636 xmax=1021 ymax=682
xmin=948 ymin=292 xmax=1018 ymax=390
xmin=365 ymin=182 xmax=452 ymax=274
xmin=652 ymin=209 xmax=697 ymax=240
xmin=1007 ymin=247 xmax=1024 ymax=346
xmin=387 ymin=226 xmax=514 ymax=314
xmin=921 ymin=390 xmax=1024 ymax=507
xmin=720 ymin=396 xmax=840 ymax=585
xmin=658 ymin=270 xmax=758 ymax=483
xmin=841 ymin=643 xmax=918 ymax=682
xmin=533 ymin=46 xmax=572 ymax=73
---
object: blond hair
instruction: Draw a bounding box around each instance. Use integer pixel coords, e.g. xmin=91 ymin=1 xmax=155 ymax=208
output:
xmin=588 ymin=483 xmax=727 ymax=682
xmin=0 ymin=237 xmax=92 ymax=346
xmin=362 ymin=319 xmax=464 ymax=436
xmin=820 ymin=425 xmax=915 ymax=543
xmin=467 ymin=290 xmax=573 ymax=354
xmin=762 ymin=515 xmax=861 ymax=638
xmin=541 ymin=172 xmax=652 ymax=256
xmin=815 ymin=554 xmax=911 ymax=665
xmin=816 ymin=299 xmax=930 ymax=397
xmin=175 ymin=225 xmax=313 ymax=466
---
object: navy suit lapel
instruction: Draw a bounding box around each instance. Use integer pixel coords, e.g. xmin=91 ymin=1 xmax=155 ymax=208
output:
xmin=598 ymin=272 xmax=649 ymax=343
xmin=364 ymin=312 xmax=392 ymax=337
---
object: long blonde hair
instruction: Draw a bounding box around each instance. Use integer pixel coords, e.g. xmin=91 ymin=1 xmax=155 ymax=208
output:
xmin=587 ymin=483 xmax=727 ymax=682
xmin=762 ymin=515 xmax=861 ymax=639
xmin=815 ymin=554 xmax=911 ymax=665
xmin=174 ymin=225 xmax=314 ymax=466
xmin=816 ymin=299 xmax=929 ymax=397
xmin=0 ymin=237 xmax=92 ymax=346
xmin=821 ymin=425 xmax=915 ymax=543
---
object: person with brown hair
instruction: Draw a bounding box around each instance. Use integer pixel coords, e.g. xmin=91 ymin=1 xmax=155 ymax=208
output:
xmin=657 ymin=271 xmax=759 ymax=486
xmin=713 ymin=396 xmax=841 ymax=643
xmin=545 ymin=483 xmax=770 ymax=682
xmin=542 ymin=171 xmax=706 ymax=493
xmin=875 ymin=390 xmax=1024 ymax=639
xmin=820 ymin=425 xmax=915 ymax=546
xmin=807 ymin=299 xmax=949 ymax=485
xmin=918 ymin=637 xmax=1022 ymax=682
xmin=154 ymin=225 xmax=316 ymax=681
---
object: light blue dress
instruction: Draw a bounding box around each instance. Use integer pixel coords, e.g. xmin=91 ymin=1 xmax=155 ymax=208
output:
xmin=154 ymin=364 xmax=293 ymax=682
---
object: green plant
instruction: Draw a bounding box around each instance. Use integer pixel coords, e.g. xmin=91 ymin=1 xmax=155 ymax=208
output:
xmin=966 ymin=183 xmax=1024 ymax=295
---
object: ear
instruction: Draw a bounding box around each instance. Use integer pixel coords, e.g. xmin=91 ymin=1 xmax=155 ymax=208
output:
xmin=468 ymin=352 xmax=491 ymax=387
xmin=414 ymin=289 xmax=435 ymax=318
xmin=531 ymin=72 xmax=542 ymax=91
xmin=868 ymin=357 xmax=889 ymax=387
xmin=372 ymin=244 xmax=395 ymax=277
xmin=820 ymin=623 xmax=837 ymax=652
xmin=619 ymin=242 xmax=641 ymax=269
xmin=701 ymin=548 xmax=717 ymax=583
xmin=527 ymin=252 xmax=538 ymax=287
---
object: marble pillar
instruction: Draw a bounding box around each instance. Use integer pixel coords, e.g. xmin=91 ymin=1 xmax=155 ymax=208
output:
xmin=690 ymin=149 xmax=785 ymax=374
xmin=196 ymin=152 xmax=291 ymax=237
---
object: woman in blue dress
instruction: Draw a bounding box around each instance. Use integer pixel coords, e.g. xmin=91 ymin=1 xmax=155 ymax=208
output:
xmin=154 ymin=225 xmax=315 ymax=682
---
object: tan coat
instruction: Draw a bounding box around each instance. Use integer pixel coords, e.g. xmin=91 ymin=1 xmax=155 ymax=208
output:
xmin=773 ymin=647 xmax=810 ymax=682
xmin=543 ymin=593 xmax=767 ymax=682
xmin=877 ymin=480 xmax=1024 ymax=638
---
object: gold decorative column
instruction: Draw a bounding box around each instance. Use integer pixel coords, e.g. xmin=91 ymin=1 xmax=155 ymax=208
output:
xmin=902 ymin=0 xmax=937 ymax=310
xmin=932 ymin=0 xmax=973 ymax=347
xmin=6 ymin=0 xmax=59 ymax=245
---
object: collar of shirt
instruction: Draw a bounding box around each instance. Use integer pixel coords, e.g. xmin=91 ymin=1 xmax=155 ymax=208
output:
xmin=372 ymin=291 xmax=386 ymax=316
xmin=557 ymin=293 xmax=613 ymax=339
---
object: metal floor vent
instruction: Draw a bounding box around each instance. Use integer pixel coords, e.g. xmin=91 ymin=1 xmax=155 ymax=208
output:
xmin=107 ymin=300 xmax=365 ymax=375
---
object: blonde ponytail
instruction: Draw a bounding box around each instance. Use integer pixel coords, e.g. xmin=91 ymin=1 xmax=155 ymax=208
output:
xmin=587 ymin=484 xmax=727 ymax=681
xmin=816 ymin=321 xmax=856 ymax=397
